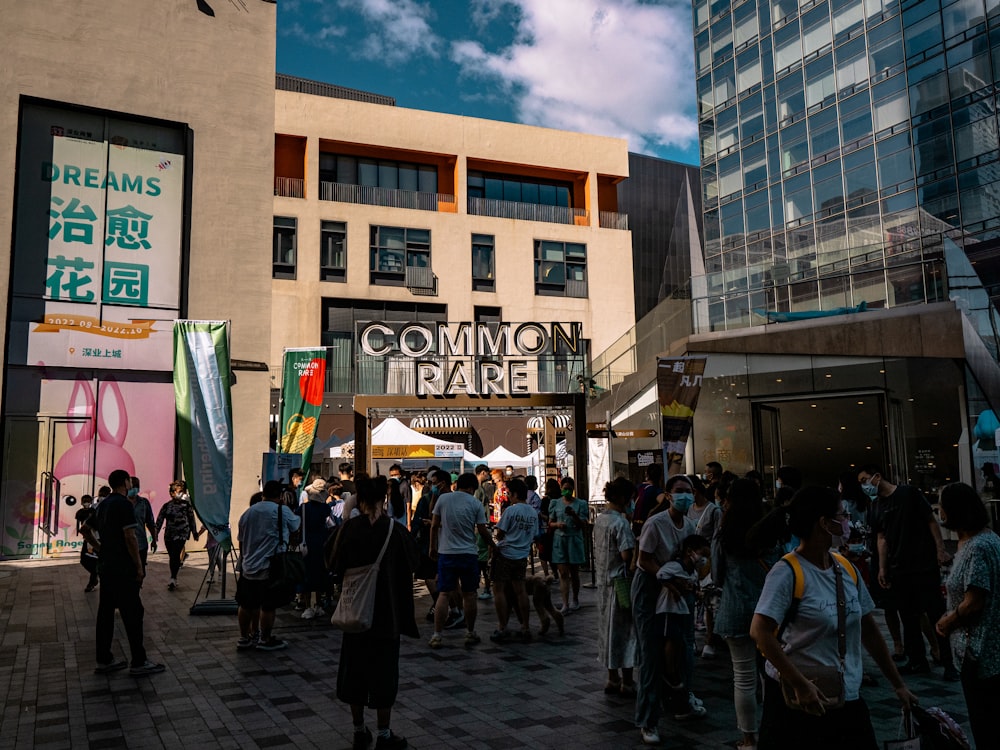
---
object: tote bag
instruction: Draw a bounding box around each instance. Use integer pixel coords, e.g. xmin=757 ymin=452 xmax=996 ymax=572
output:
xmin=331 ymin=519 xmax=394 ymax=633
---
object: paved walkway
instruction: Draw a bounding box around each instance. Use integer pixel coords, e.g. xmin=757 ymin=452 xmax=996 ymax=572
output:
xmin=0 ymin=554 xmax=972 ymax=749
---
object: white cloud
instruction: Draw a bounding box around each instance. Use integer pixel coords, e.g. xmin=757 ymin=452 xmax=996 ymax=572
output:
xmin=282 ymin=21 xmax=348 ymax=48
xmin=340 ymin=0 xmax=440 ymax=64
xmin=451 ymin=0 xmax=697 ymax=155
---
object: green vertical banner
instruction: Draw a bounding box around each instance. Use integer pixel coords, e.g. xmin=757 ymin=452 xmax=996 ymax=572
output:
xmin=279 ymin=348 xmax=327 ymax=473
xmin=173 ymin=321 xmax=234 ymax=548
xmin=656 ymin=357 xmax=707 ymax=471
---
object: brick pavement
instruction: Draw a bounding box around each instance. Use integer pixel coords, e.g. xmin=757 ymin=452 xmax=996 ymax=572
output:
xmin=0 ymin=554 xmax=972 ymax=749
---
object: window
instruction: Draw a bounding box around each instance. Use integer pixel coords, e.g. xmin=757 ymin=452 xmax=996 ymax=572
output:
xmin=534 ymin=240 xmax=587 ymax=297
xmin=467 ymin=171 xmax=571 ymax=207
xmin=472 ymin=234 xmax=495 ymax=292
xmin=320 ymin=153 xmax=438 ymax=193
xmin=802 ymin=4 xmax=833 ymax=58
xmin=775 ymin=21 xmax=803 ymax=72
xmin=273 ymin=216 xmax=296 ymax=279
xmin=320 ymin=220 xmax=347 ymax=282
xmin=369 ymin=226 xmax=431 ymax=287
xmin=735 ymin=1 xmax=759 ymax=47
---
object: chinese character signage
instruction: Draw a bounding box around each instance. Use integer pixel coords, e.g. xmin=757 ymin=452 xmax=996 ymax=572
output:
xmin=17 ymin=122 xmax=184 ymax=371
xmin=656 ymin=357 xmax=707 ymax=470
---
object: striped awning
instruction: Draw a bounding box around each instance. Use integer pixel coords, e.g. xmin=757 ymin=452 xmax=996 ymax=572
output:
xmin=410 ymin=415 xmax=471 ymax=434
xmin=527 ymin=415 xmax=572 ymax=433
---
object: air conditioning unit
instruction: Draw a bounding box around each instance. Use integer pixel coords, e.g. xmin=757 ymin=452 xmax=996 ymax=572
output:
xmin=406 ymin=266 xmax=435 ymax=289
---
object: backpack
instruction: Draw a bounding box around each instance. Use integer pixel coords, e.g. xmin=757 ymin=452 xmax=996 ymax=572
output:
xmin=777 ymin=551 xmax=858 ymax=633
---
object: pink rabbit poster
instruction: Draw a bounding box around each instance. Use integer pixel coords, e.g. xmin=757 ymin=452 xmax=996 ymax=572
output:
xmin=0 ymin=373 xmax=176 ymax=558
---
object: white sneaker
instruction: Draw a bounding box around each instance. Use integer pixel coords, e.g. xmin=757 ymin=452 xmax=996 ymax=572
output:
xmin=301 ymin=607 xmax=316 ymax=620
xmin=640 ymin=727 xmax=660 ymax=745
xmin=700 ymin=644 xmax=716 ymax=659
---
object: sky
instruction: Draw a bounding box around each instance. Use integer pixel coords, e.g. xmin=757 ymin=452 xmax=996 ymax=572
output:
xmin=277 ymin=0 xmax=700 ymax=165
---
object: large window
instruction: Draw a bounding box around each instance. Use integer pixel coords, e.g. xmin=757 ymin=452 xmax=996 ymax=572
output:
xmin=273 ymin=216 xmax=296 ymax=280
xmin=472 ymin=234 xmax=495 ymax=292
xmin=369 ymin=226 xmax=431 ymax=286
xmin=468 ymin=171 xmax=572 ymax=207
xmin=534 ymin=240 xmax=587 ymax=297
xmin=320 ymin=153 xmax=437 ymax=193
xmin=320 ymin=220 xmax=346 ymax=282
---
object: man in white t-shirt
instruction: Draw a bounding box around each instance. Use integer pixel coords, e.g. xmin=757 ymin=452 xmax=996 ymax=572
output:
xmin=491 ymin=478 xmax=539 ymax=642
xmin=429 ymin=472 xmax=493 ymax=648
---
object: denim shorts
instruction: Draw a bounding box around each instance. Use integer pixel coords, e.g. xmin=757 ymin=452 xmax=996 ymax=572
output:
xmin=437 ymin=553 xmax=480 ymax=593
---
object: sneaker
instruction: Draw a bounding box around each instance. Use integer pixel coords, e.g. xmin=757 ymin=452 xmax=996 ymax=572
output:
xmin=478 ymin=590 xmax=493 ymax=600
xmin=129 ymin=661 xmax=166 ymax=676
xmin=428 ymin=633 xmax=443 ymax=649
xmin=256 ymin=637 xmax=288 ymax=652
xmin=374 ymin=732 xmax=407 ymax=750
xmin=673 ymin=699 xmax=707 ymax=721
xmin=943 ymin=665 xmax=960 ymax=682
xmin=898 ymin=661 xmax=931 ymax=675
xmin=301 ymin=607 xmax=316 ymax=620
xmin=249 ymin=630 xmax=261 ymax=646
xmin=294 ymin=597 xmax=305 ymax=611
xmin=700 ymin=644 xmax=716 ymax=659
xmin=687 ymin=692 xmax=704 ymax=709
xmin=353 ymin=727 xmax=372 ymax=750
xmin=464 ymin=631 xmax=481 ymax=645
xmin=569 ymin=601 xmax=580 ymax=611
xmin=236 ymin=637 xmax=255 ymax=650
xmin=490 ymin=629 xmax=511 ymax=643
xmin=94 ymin=659 xmax=127 ymax=675
xmin=425 ymin=606 xmax=436 ymax=623
xmin=640 ymin=727 xmax=660 ymax=745
xmin=314 ymin=606 xmax=326 ymax=618
xmin=444 ymin=611 xmax=465 ymax=630
xmin=167 ymin=580 xmax=176 ymax=591
xmin=84 ymin=584 xmax=98 ymax=593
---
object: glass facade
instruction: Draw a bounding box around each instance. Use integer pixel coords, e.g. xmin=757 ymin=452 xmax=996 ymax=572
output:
xmin=692 ymin=0 xmax=1000 ymax=346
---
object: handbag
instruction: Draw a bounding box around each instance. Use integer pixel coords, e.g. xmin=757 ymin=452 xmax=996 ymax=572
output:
xmin=267 ymin=503 xmax=306 ymax=591
xmin=612 ymin=575 xmax=631 ymax=610
xmin=331 ymin=518 xmax=394 ymax=633
xmin=884 ymin=710 xmax=921 ymax=750
xmin=779 ymin=557 xmax=847 ymax=711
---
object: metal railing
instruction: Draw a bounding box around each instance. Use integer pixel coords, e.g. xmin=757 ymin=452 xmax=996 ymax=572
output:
xmin=319 ymin=181 xmax=454 ymax=212
xmin=468 ymin=196 xmax=589 ymax=225
xmin=274 ymin=176 xmax=305 ymax=198
xmin=599 ymin=211 xmax=629 ymax=230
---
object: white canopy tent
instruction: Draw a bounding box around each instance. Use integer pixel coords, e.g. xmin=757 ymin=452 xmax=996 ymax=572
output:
xmin=330 ymin=417 xmax=480 ymax=463
xmin=480 ymin=445 xmax=534 ymax=469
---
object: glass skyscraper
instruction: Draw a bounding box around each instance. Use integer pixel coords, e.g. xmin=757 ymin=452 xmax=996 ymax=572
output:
xmin=692 ymin=0 xmax=1000 ymax=349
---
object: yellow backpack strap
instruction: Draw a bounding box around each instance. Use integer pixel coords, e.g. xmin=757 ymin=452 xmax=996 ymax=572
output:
xmin=830 ymin=551 xmax=859 ymax=585
xmin=774 ymin=552 xmax=805 ymax=639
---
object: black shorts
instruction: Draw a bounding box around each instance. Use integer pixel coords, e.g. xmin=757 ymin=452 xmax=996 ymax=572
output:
xmin=235 ymin=576 xmax=289 ymax=612
xmin=490 ymin=554 xmax=527 ymax=584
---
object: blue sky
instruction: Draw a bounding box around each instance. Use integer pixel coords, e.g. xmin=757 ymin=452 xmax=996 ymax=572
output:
xmin=277 ymin=0 xmax=700 ymax=165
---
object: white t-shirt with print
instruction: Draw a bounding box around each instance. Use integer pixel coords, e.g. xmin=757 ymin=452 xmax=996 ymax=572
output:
xmin=497 ymin=503 xmax=539 ymax=560
xmin=754 ymin=552 xmax=875 ymax=701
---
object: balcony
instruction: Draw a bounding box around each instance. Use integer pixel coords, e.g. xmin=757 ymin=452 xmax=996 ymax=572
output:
xmin=599 ymin=210 xmax=629 ymax=230
xmin=320 ymin=181 xmax=455 ymax=212
xmin=468 ymin=197 xmax=589 ymax=226
xmin=274 ymin=176 xmax=304 ymax=198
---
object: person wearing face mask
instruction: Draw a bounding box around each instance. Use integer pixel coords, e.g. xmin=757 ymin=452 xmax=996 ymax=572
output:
xmin=935 ymin=482 xmax=1000 ymax=749
xmin=155 ymin=480 xmax=200 ymax=591
xmin=751 ymin=486 xmax=917 ymax=749
xmin=548 ymin=476 xmax=589 ymax=614
xmin=129 ymin=476 xmax=157 ymax=571
xmin=631 ymin=474 xmax=702 ymax=745
xmin=858 ymin=464 xmax=958 ymax=682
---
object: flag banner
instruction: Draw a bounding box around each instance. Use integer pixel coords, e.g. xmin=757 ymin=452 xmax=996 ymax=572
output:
xmin=173 ymin=321 xmax=233 ymax=549
xmin=656 ymin=357 xmax=707 ymax=468
xmin=279 ymin=348 xmax=327 ymax=472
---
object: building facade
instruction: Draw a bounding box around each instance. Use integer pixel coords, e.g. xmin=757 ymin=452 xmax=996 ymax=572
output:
xmin=1 ymin=1 xmax=276 ymax=558
xmin=678 ymin=0 xmax=1000 ymax=491
xmin=270 ymin=83 xmax=635 ymax=461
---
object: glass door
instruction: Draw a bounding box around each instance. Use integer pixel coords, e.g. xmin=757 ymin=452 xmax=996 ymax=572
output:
xmin=754 ymin=404 xmax=782 ymax=502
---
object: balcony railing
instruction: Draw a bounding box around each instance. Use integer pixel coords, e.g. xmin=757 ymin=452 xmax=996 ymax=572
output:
xmin=468 ymin=197 xmax=589 ymax=225
xmin=274 ymin=176 xmax=305 ymax=198
xmin=599 ymin=210 xmax=629 ymax=230
xmin=320 ymin=181 xmax=454 ymax=211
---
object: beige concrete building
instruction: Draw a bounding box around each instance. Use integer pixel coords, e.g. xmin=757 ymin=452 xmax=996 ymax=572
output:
xmin=270 ymin=82 xmax=635 ymax=458
xmin=1 ymin=1 xmax=275 ymax=558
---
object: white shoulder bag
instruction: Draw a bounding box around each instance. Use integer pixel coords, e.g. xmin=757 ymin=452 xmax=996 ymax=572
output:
xmin=331 ymin=518 xmax=394 ymax=633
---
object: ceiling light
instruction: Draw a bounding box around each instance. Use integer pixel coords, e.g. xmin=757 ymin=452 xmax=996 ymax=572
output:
xmin=857 ymin=400 xmax=864 ymax=405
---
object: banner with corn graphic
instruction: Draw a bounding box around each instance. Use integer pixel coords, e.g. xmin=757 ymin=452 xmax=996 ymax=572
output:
xmin=279 ymin=348 xmax=327 ymax=473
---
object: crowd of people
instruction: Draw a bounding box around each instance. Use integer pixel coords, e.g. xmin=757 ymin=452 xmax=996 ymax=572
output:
xmin=78 ymin=457 xmax=1000 ymax=750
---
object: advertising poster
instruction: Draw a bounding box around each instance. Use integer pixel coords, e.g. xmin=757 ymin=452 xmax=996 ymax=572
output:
xmin=279 ymin=348 xmax=328 ymax=471
xmin=656 ymin=357 xmax=707 ymax=470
